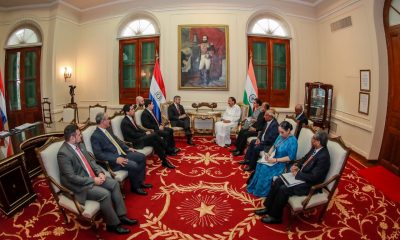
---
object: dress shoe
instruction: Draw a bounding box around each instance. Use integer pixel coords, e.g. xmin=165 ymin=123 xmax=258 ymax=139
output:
xmin=106 ymin=225 xmax=131 ymax=234
xmin=224 ymin=144 xmax=231 ymax=148
xmin=173 ymin=148 xmax=181 ymax=154
xmin=167 ymin=151 xmax=177 ymax=156
xmin=141 ymin=183 xmax=153 ymax=189
xmin=243 ymin=166 xmax=254 ymax=171
xmin=119 ymin=216 xmax=138 ymax=226
xmin=131 ymin=188 xmax=148 ymax=195
xmin=254 ymin=208 xmax=268 ymax=216
xmin=238 ymin=160 xmax=249 ymax=165
xmin=162 ymin=160 xmax=176 ymax=169
xmin=232 ymin=151 xmax=243 ymax=156
xmin=229 ymin=149 xmax=238 ymax=152
xmin=261 ymin=216 xmax=282 ymax=224
xmin=187 ymin=139 xmax=195 ymax=146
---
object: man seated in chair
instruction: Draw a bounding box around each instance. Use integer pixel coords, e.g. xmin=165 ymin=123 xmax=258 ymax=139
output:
xmin=58 ymin=124 xmax=137 ymax=234
xmin=214 ymin=97 xmax=241 ymax=147
xmin=121 ymin=104 xmax=175 ymax=169
xmin=294 ymin=104 xmax=308 ymax=138
xmin=240 ymin=109 xmax=279 ymax=171
xmin=141 ymin=99 xmax=180 ymax=156
xmin=254 ymin=131 xmax=330 ymax=224
xmin=168 ymin=95 xmax=195 ymax=146
xmin=136 ymin=96 xmax=145 ymax=108
xmin=231 ymin=100 xmax=269 ymax=156
xmin=91 ymin=112 xmax=151 ymax=195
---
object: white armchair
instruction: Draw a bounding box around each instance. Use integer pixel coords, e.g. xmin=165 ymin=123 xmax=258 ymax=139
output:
xmin=87 ymin=103 xmax=107 ymax=123
xmin=36 ymin=137 xmax=102 ymax=239
xmin=286 ymin=134 xmax=350 ymax=229
xmin=109 ymin=112 xmax=153 ymax=157
xmin=59 ymin=105 xmax=77 ymax=124
xmin=81 ymin=123 xmax=129 ymax=191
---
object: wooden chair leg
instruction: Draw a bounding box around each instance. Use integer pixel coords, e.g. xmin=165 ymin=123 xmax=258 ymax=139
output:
xmin=318 ymin=204 xmax=329 ymax=222
xmin=59 ymin=207 xmax=69 ymax=224
xmin=287 ymin=210 xmax=294 ymax=231
xmin=91 ymin=221 xmax=103 ymax=240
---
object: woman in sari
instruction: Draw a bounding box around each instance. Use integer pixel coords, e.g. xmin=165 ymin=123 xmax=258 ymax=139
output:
xmin=246 ymin=121 xmax=298 ymax=197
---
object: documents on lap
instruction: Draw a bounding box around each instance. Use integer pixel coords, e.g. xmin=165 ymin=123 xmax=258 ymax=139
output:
xmin=279 ymin=172 xmax=305 ymax=187
xmin=257 ymin=151 xmax=277 ymax=167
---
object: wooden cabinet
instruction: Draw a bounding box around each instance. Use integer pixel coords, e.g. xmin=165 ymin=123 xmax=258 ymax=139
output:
xmin=304 ymin=82 xmax=333 ymax=132
xmin=0 ymin=152 xmax=36 ymax=216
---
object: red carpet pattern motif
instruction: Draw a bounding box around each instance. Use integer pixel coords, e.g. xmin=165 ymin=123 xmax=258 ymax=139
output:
xmin=1 ymin=136 xmax=400 ymax=240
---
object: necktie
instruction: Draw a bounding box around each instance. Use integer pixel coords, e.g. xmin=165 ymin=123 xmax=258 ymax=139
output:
xmin=75 ymin=146 xmax=96 ymax=178
xmin=176 ymin=104 xmax=181 ymax=115
xmin=148 ymin=109 xmax=160 ymax=126
xmin=104 ymin=130 xmax=127 ymax=155
xmin=301 ymin=150 xmax=317 ymax=171
xmin=131 ymin=118 xmax=137 ymax=128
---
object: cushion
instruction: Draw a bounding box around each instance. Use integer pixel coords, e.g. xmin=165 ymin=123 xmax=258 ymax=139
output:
xmin=113 ymin=170 xmax=129 ymax=182
xmin=58 ymin=194 xmax=100 ymax=218
xmin=40 ymin=141 xmax=64 ymax=192
xmin=81 ymin=125 xmax=97 ymax=154
xmin=135 ymin=146 xmax=153 ymax=156
xmin=247 ymin=136 xmax=257 ymax=144
xmin=326 ymin=139 xmax=348 ymax=190
xmin=135 ymin=110 xmax=144 ymax=128
xmin=288 ymin=192 xmax=329 ymax=212
xmin=62 ymin=108 xmax=75 ymax=123
xmin=296 ymin=127 xmax=313 ymax=159
xmin=89 ymin=107 xmax=105 ymax=123
xmin=111 ymin=115 xmax=124 ymax=141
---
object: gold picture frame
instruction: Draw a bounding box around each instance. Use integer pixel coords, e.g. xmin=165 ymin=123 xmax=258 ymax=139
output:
xmin=178 ymin=25 xmax=229 ymax=90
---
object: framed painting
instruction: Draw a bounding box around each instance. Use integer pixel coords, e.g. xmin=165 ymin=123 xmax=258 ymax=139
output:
xmin=178 ymin=25 xmax=229 ymax=90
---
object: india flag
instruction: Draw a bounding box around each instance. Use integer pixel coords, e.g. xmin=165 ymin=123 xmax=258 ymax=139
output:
xmin=243 ymin=58 xmax=258 ymax=115
xmin=149 ymin=59 xmax=166 ymax=123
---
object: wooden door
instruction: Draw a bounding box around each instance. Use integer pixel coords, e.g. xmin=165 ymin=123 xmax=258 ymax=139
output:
xmin=380 ymin=1 xmax=400 ymax=174
xmin=5 ymin=47 xmax=42 ymax=129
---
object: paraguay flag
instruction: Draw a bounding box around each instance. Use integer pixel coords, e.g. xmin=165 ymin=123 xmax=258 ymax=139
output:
xmin=0 ymin=68 xmax=13 ymax=157
xmin=149 ymin=59 xmax=166 ymax=123
xmin=243 ymin=57 xmax=258 ymax=115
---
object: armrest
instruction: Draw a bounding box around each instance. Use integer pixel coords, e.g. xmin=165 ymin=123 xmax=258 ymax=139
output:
xmin=48 ymin=175 xmax=85 ymax=214
xmin=284 ymin=159 xmax=301 ymax=172
xmin=300 ymin=174 xmax=339 ymax=209
xmin=123 ymin=140 xmax=133 ymax=147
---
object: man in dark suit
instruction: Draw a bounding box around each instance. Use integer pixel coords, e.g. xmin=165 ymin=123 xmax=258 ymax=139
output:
xmin=241 ymin=109 xmax=279 ymax=171
xmin=255 ymin=131 xmax=331 ymax=224
xmin=121 ymin=104 xmax=175 ymax=169
xmin=231 ymin=101 xmax=269 ymax=156
xmin=91 ymin=112 xmax=150 ymax=195
xmin=141 ymin=99 xmax=180 ymax=155
xmin=58 ymin=124 xmax=137 ymax=234
xmin=168 ymin=95 xmax=194 ymax=145
xmin=294 ymin=104 xmax=308 ymax=138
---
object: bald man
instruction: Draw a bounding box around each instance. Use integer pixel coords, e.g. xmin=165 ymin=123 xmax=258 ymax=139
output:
xmin=294 ymin=104 xmax=308 ymax=138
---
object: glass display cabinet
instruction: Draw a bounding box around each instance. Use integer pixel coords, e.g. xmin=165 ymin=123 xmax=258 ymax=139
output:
xmin=304 ymin=82 xmax=333 ymax=132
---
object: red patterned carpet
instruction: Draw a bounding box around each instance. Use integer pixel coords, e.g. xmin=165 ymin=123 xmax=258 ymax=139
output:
xmin=1 ymin=136 xmax=400 ymax=240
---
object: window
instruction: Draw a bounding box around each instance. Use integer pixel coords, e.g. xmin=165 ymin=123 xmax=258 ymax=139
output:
xmin=118 ymin=18 xmax=159 ymax=104
xmin=248 ymin=17 xmax=291 ymax=107
xmin=5 ymin=25 xmax=42 ymax=128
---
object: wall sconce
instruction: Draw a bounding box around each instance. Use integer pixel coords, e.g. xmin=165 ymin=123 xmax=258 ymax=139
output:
xmin=63 ymin=67 xmax=72 ymax=82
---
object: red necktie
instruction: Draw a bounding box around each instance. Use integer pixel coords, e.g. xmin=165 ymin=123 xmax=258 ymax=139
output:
xmin=76 ymin=146 xmax=96 ymax=178
xmin=301 ymin=150 xmax=316 ymax=171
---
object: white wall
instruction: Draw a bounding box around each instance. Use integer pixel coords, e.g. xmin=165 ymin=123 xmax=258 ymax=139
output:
xmin=317 ymin=0 xmax=387 ymax=159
